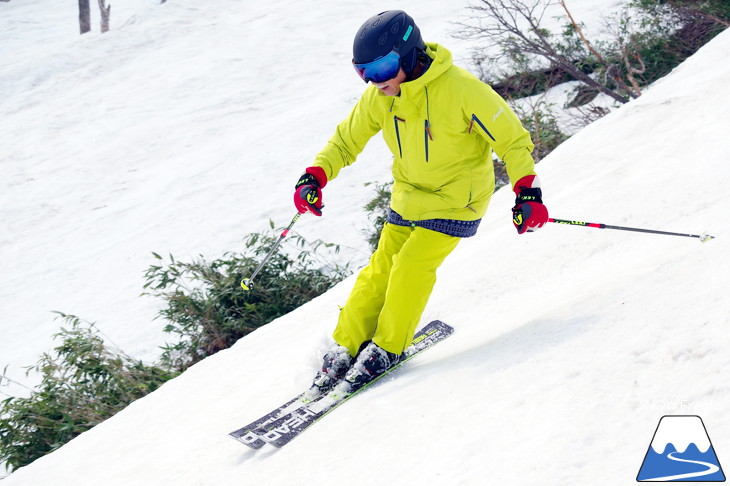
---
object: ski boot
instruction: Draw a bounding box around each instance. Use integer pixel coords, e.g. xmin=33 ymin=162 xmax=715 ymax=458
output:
xmin=332 ymin=341 xmax=401 ymax=397
xmin=304 ymin=342 xmax=354 ymax=401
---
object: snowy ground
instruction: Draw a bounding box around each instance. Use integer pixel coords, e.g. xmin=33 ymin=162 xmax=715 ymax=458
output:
xmin=0 ymin=0 xmax=624 ymax=392
xmin=2 ymin=0 xmax=729 ymax=484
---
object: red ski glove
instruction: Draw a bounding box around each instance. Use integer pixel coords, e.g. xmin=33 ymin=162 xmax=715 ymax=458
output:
xmin=512 ymin=175 xmax=548 ymax=234
xmin=294 ymin=166 xmax=327 ymax=216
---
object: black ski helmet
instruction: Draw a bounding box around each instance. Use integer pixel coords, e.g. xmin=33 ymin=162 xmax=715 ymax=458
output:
xmin=353 ymin=10 xmax=425 ymax=76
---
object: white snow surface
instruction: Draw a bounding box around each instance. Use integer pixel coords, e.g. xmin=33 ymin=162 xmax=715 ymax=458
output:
xmin=2 ymin=0 xmax=729 ymax=484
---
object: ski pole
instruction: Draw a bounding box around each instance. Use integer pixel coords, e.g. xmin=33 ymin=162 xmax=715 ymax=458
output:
xmin=548 ymin=218 xmax=714 ymax=242
xmin=241 ymin=212 xmax=302 ymax=290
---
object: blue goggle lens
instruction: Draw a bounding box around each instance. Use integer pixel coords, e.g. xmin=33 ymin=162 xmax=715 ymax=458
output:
xmin=352 ymin=51 xmax=401 ymax=84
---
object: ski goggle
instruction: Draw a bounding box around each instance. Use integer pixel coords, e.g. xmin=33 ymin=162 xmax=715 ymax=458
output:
xmin=352 ymin=50 xmax=401 ymax=84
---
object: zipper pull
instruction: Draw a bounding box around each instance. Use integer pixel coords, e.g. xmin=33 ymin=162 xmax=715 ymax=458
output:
xmin=424 ymin=119 xmax=433 ymax=141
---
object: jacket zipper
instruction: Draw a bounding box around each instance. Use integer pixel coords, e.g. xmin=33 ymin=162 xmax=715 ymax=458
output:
xmin=424 ymin=120 xmax=433 ymax=162
xmin=468 ymin=113 xmax=496 ymax=141
xmin=424 ymin=86 xmax=432 ymax=162
xmin=393 ymin=116 xmax=405 ymax=158
xmin=393 ymin=88 xmax=434 ymax=162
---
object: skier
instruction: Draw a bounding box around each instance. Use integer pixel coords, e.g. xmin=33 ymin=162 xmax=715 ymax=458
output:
xmin=293 ymin=10 xmax=548 ymax=395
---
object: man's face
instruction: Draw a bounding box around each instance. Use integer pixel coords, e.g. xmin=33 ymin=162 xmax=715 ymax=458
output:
xmin=372 ymin=68 xmax=407 ymax=96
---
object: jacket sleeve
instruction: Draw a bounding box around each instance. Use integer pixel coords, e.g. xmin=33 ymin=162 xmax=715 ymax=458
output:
xmin=466 ymin=81 xmax=537 ymax=189
xmin=313 ymin=90 xmax=382 ymax=181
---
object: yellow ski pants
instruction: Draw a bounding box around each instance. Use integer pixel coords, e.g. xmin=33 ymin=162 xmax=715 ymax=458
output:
xmin=333 ymin=223 xmax=460 ymax=357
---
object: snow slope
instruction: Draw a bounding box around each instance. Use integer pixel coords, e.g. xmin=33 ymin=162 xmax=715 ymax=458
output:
xmin=2 ymin=1 xmax=730 ymax=485
xmin=0 ymin=0 xmax=625 ymax=394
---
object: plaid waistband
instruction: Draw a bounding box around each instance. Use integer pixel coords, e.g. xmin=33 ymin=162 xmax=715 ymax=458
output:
xmin=387 ymin=209 xmax=481 ymax=238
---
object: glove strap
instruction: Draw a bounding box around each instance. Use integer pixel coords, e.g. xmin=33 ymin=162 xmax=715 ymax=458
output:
xmin=295 ymin=173 xmax=319 ymax=190
xmin=515 ymin=187 xmax=543 ymax=205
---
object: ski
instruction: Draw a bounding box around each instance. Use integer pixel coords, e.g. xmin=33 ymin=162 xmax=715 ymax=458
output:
xmin=228 ymin=389 xmax=323 ymax=449
xmin=250 ymin=320 xmax=454 ymax=448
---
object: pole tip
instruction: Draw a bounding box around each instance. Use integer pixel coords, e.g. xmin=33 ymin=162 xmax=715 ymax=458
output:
xmin=700 ymin=233 xmax=715 ymax=243
xmin=241 ymin=279 xmax=251 ymax=291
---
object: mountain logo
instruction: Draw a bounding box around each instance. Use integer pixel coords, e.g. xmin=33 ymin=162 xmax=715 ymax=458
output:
xmin=637 ymin=415 xmax=725 ymax=482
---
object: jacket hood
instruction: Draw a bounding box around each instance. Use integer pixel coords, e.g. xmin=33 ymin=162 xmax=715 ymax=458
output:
xmin=397 ymin=42 xmax=452 ymax=98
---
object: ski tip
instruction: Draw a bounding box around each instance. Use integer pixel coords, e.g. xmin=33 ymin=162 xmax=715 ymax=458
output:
xmin=428 ymin=320 xmax=454 ymax=334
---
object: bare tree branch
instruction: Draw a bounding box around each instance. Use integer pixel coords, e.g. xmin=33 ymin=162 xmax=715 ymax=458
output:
xmin=623 ymin=45 xmax=645 ymax=96
xmin=458 ymin=0 xmax=630 ymax=103
xmin=559 ymin=0 xmax=607 ymax=64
